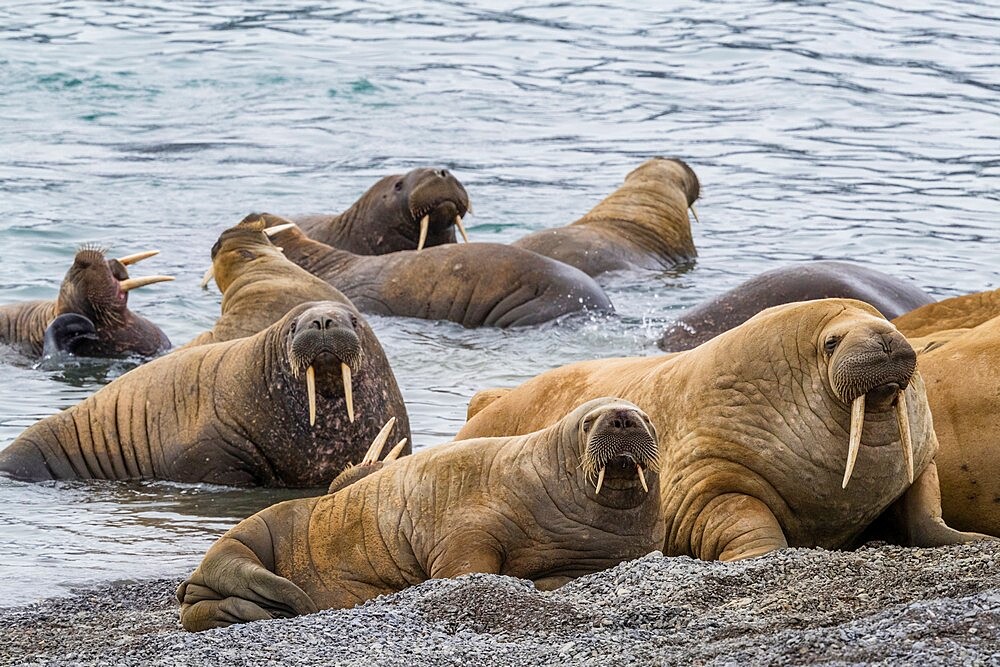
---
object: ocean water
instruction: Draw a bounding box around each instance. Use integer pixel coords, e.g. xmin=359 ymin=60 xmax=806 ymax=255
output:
xmin=0 ymin=0 xmax=997 ymax=606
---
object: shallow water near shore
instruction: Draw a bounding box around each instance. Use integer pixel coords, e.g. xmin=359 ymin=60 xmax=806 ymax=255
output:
xmin=0 ymin=0 xmax=998 ymax=606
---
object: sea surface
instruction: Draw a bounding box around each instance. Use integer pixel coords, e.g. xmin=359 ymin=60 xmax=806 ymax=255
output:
xmin=0 ymin=0 xmax=997 ymax=606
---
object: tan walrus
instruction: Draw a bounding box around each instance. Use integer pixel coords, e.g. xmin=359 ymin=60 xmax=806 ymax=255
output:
xmin=176 ymin=397 xmax=663 ymax=631
xmin=458 ymin=299 xmax=990 ymax=560
xmin=892 ymin=287 xmax=1000 ymax=339
xmin=511 ymin=158 xmax=700 ymax=276
xmin=295 ymin=167 xmax=472 ymax=254
xmin=0 ymin=246 xmax=172 ymax=358
xmin=0 ymin=301 xmax=410 ymax=486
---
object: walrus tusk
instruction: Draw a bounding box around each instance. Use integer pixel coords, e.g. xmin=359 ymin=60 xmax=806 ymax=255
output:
xmin=896 ymin=390 xmax=914 ymax=484
xmin=362 ymin=417 xmax=396 ymax=464
xmin=416 ymin=215 xmax=429 ymax=252
xmin=342 ymin=363 xmax=355 ymax=423
xmin=119 ymin=275 xmax=174 ymax=292
xmin=689 ymin=204 xmax=700 ymax=224
xmin=384 ymin=438 xmax=407 ymax=463
xmin=263 ymin=222 xmax=296 ymax=237
xmin=306 ymin=365 xmax=317 ymax=427
xmin=594 ymin=467 xmax=606 ymax=495
xmin=455 ymin=215 xmax=470 ymax=243
xmin=637 ymin=465 xmax=648 ymax=493
xmin=199 ymin=266 xmax=214 ymax=289
xmin=117 ymin=250 xmax=159 ymax=265
xmin=842 ymin=394 xmax=866 ymax=489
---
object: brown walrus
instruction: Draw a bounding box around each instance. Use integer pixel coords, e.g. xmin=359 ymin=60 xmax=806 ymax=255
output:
xmin=0 ymin=301 xmax=410 ymax=486
xmin=511 ymin=158 xmax=700 ymax=276
xmin=0 ymin=246 xmax=172 ymax=358
xmin=892 ymin=287 xmax=1000 ymax=339
xmin=176 ymin=397 xmax=663 ymax=631
xmin=261 ymin=214 xmax=614 ymax=328
xmin=295 ymin=167 xmax=471 ymax=254
xmin=458 ymin=299 xmax=990 ymax=560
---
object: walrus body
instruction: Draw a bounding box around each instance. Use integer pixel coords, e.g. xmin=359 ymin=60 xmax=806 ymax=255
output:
xmin=513 ymin=158 xmax=699 ymax=276
xmin=459 ymin=299 xmax=986 ymax=560
xmin=0 ymin=302 xmax=410 ymax=486
xmin=0 ymin=247 xmax=172 ymax=358
xmin=177 ymin=398 xmax=663 ymax=631
xmin=657 ymin=261 xmax=933 ymax=352
xmin=296 ymin=168 xmax=471 ymax=254
xmin=264 ymin=215 xmax=614 ymax=328
xmin=892 ymin=288 xmax=1000 ymax=339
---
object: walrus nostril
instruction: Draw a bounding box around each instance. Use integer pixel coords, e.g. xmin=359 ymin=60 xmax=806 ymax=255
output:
xmin=437 ymin=169 xmax=449 ymax=179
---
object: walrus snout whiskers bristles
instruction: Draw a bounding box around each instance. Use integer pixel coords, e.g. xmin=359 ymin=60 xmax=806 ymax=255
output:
xmin=580 ymin=408 xmax=660 ymax=496
xmin=289 ymin=316 xmax=364 ymax=427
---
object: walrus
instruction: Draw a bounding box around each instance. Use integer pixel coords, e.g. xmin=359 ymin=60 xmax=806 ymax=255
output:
xmin=657 ymin=261 xmax=934 ymax=352
xmin=176 ymin=397 xmax=663 ymax=631
xmin=258 ymin=214 xmax=614 ymax=328
xmin=891 ymin=287 xmax=1000 ymax=338
xmin=0 ymin=301 xmax=410 ymax=486
xmin=0 ymin=246 xmax=172 ymax=358
xmin=512 ymin=158 xmax=700 ymax=276
xmin=458 ymin=299 xmax=989 ymax=560
xmin=295 ymin=167 xmax=471 ymax=254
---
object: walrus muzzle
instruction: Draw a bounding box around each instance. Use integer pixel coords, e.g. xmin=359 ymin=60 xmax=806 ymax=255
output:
xmin=287 ymin=310 xmax=364 ymax=427
xmin=580 ymin=405 xmax=660 ymax=500
xmin=409 ymin=170 xmax=472 ymax=250
xmin=829 ymin=330 xmax=917 ymax=489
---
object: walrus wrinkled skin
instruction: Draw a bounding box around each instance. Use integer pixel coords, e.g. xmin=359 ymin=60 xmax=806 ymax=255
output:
xmin=261 ymin=214 xmax=614 ymax=328
xmin=0 ymin=246 xmax=172 ymax=358
xmin=176 ymin=397 xmax=663 ymax=631
xmin=459 ymin=299 xmax=990 ymax=561
xmin=295 ymin=167 xmax=471 ymax=254
xmin=513 ymin=158 xmax=700 ymax=276
xmin=0 ymin=301 xmax=410 ymax=486
xmin=657 ymin=261 xmax=933 ymax=352
xmin=892 ymin=287 xmax=1000 ymax=339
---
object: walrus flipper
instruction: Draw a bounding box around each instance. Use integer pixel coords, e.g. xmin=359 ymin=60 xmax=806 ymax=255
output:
xmin=696 ymin=493 xmax=788 ymax=562
xmin=41 ymin=313 xmax=98 ymax=359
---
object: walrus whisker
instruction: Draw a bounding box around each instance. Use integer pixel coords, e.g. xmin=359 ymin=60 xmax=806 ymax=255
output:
xmin=896 ymin=390 xmax=914 ymax=484
xmin=363 ymin=417 xmax=396 ymax=464
xmin=416 ymin=215 xmax=429 ymax=252
xmin=306 ymin=365 xmax=317 ymax=427
xmin=263 ymin=222 xmax=296 ymax=237
xmin=117 ymin=249 xmax=160 ymax=265
xmin=843 ymin=394 xmax=865 ymax=489
xmin=342 ymin=362 xmax=355 ymax=423
xmin=689 ymin=204 xmax=700 ymax=224
xmin=119 ymin=275 xmax=175 ymax=292
xmin=637 ymin=465 xmax=648 ymax=493
xmin=455 ymin=215 xmax=470 ymax=243
xmin=594 ymin=467 xmax=605 ymax=495
xmin=384 ymin=438 xmax=407 ymax=463
xmin=199 ymin=266 xmax=214 ymax=289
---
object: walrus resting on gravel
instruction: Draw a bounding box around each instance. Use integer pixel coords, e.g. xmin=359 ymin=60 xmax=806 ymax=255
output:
xmin=261 ymin=214 xmax=614 ymax=328
xmin=177 ymin=397 xmax=663 ymax=631
xmin=295 ymin=167 xmax=471 ymax=254
xmin=657 ymin=261 xmax=933 ymax=352
xmin=0 ymin=301 xmax=410 ymax=486
xmin=891 ymin=287 xmax=1000 ymax=339
xmin=0 ymin=246 xmax=172 ymax=358
xmin=459 ymin=299 xmax=990 ymax=560
xmin=513 ymin=158 xmax=700 ymax=276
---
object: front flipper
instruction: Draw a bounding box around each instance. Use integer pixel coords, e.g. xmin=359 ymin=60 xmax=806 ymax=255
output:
xmin=41 ymin=313 xmax=98 ymax=359
xmin=691 ymin=493 xmax=788 ymax=561
xmin=430 ymin=530 xmax=503 ymax=579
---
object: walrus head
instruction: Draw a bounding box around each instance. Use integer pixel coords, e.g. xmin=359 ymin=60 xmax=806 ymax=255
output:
xmin=369 ymin=167 xmax=471 ymax=251
xmin=285 ymin=302 xmax=365 ymax=427
xmin=201 ymin=214 xmax=295 ymax=291
xmin=625 ymin=157 xmax=701 ymax=221
xmin=575 ymin=398 xmax=660 ymax=508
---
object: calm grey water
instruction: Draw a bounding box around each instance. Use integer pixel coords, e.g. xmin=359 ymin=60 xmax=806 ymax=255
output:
xmin=0 ymin=1 xmax=998 ymax=606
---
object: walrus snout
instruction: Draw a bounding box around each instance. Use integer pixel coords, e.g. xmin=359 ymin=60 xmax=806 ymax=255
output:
xmin=579 ymin=402 xmax=659 ymax=498
xmin=407 ymin=167 xmax=471 ymax=249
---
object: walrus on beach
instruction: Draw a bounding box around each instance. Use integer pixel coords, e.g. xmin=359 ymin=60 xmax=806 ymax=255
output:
xmin=513 ymin=158 xmax=700 ymax=276
xmin=891 ymin=287 xmax=1000 ymax=339
xmin=657 ymin=261 xmax=933 ymax=352
xmin=0 ymin=246 xmax=172 ymax=358
xmin=176 ymin=397 xmax=663 ymax=631
xmin=0 ymin=301 xmax=410 ymax=486
xmin=459 ymin=299 xmax=989 ymax=561
xmin=296 ymin=167 xmax=472 ymax=254
xmin=260 ymin=214 xmax=614 ymax=328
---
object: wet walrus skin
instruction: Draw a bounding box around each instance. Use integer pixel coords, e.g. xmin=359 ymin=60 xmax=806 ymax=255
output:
xmin=459 ymin=299 xmax=991 ymax=561
xmin=295 ymin=167 xmax=471 ymax=254
xmin=0 ymin=301 xmax=410 ymax=486
xmin=262 ymin=214 xmax=614 ymax=328
xmin=177 ymin=398 xmax=663 ymax=631
xmin=0 ymin=246 xmax=172 ymax=358
xmin=513 ymin=158 xmax=700 ymax=276
xmin=657 ymin=261 xmax=933 ymax=352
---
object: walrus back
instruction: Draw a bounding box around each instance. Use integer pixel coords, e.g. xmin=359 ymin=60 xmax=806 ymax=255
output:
xmin=0 ymin=300 xmax=57 ymax=355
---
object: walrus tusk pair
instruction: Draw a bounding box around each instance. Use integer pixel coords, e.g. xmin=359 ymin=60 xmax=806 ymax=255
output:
xmin=416 ymin=203 xmax=473 ymax=252
xmin=113 ymin=249 xmax=175 ymax=291
xmin=199 ymin=223 xmax=297 ymax=288
xmin=305 ymin=362 xmax=355 ymax=427
xmin=593 ymin=464 xmax=649 ymax=495
xmin=842 ymin=390 xmax=915 ymax=489
xmin=361 ymin=416 xmax=407 ymax=464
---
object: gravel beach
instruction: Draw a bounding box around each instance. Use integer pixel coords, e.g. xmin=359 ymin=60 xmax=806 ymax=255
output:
xmin=2 ymin=541 xmax=998 ymax=666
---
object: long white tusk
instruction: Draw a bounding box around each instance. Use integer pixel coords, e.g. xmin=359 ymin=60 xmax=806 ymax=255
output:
xmin=384 ymin=438 xmax=407 ymax=463
xmin=455 ymin=215 xmax=470 ymax=243
xmin=637 ymin=465 xmax=648 ymax=493
xmin=119 ymin=275 xmax=174 ymax=292
xmin=416 ymin=215 xmax=429 ymax=252
xmin=896 ymin=390 xmax=914 ymax=484
xmin=362 ymin=417 xmax=396 ymax=464
xmin=594 ymin=467 xmax=606 ymax=495
xmin=263 ymin=222 xmax=296 ymax=237
xmin=342 ymin=363 xmax=354 ymax=423
xmin=843 ymin=394 xmax=866 ymax=489
xmin=689 ymin=204 xmax=700 ymax=224
xmin=117 ymin=250 xmax=159 ymax=265
xmin=199 ymin=266 xmax=214 ymax=289
xmin=306 ymin=365 xmax=316 ymax=427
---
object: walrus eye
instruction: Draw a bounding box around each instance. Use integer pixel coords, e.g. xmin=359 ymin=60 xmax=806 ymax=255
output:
xmin=238 ymin=249 xmax=255 ymax=260
xmin=824 ymin=336 xmax=841 ymax=355
xmin=210 ymin=240 xmax=222 ymax=259
xmin=582 ymin=415 xmax=597 ymax=432
xmin=393 ymin=180 xmax=403 ymax=191
xmin=289 ymin=321 xmax=297 ymax=335
xmin=350 ymin=315 xmax=359 ymax=328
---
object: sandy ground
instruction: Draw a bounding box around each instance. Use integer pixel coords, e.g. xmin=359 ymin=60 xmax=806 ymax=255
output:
xmin=2 ymin=542 xmax=999 ymax=666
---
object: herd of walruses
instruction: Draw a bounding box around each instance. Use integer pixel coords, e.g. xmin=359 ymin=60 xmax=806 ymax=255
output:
xmin=1 ymin=158 xmax=998 ymax=632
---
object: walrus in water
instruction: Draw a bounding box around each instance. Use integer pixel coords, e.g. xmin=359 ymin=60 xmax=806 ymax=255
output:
xmin=258 ymin=214 xmax=614 ymax=328
xmin=0 ymin=301 xmax=410 ymax=486
xmin=295 ymin=167 xmax=471 ymax=254
xmin=0 ymin=246 xmax=172 ymax=358
xmin=657 ymin=261 xmax=933 ymax=352
xmin=891 ymin=287 xmax=1000 ymax=339
xmin=459 ymin=299 xmax=990 ymax=560
xmin=512 ymin=158 xmax=700 ymax=276
xmin=176 ymin=397 xmax=663 ymax=631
